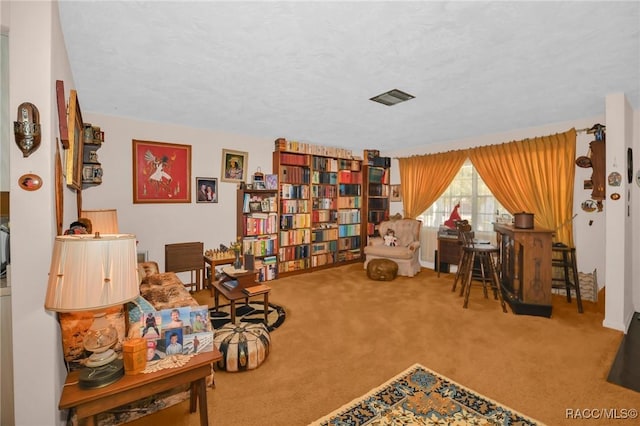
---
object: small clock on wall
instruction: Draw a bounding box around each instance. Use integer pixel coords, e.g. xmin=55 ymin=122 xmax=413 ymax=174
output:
xmin=627 ymin=148 xmax=633 ymax=184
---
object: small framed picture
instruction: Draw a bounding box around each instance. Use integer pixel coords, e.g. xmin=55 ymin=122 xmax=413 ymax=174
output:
xmin=265 ymin=174 xmax=278 ymax=190
xmin=249 ymin=201 xmax=263 ymax=212
xmin=390 ymin=184 xmax=402 ymax=202
xmin=254 ymin=181 xmax=266 ymax=190
xmin=196 ymin=177 xmax=218 ymax=203
xmin=221 ymin=149 xmax=248 ymax=183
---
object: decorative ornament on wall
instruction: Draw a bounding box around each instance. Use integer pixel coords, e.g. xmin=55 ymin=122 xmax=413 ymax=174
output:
xmin=18 ymin=173 xmax=42 ymax=191
xmin=14 ymin=102 xmax=41 ymax=157
xmin=607 ymin=172 xmax=621 ymax=187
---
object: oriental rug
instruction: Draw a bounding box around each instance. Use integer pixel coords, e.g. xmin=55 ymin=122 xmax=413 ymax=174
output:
xmin=209 ymin=301 xmax=286 ymax=331
xmin=310 ymin=363 xmax=544 ymax=426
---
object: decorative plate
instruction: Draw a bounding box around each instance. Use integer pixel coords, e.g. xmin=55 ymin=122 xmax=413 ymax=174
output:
xmin=581 ymin=199 xmax=597 ymax=212
xmin=18 ymin=173 xmax=42 ymax=191
xmin=575 ymin=156 xmax=592 ymax=168
xmin=607 ymin=172 xmax=622 ymax=186
xmin=610 ymin=193 xmax=621 ymax=201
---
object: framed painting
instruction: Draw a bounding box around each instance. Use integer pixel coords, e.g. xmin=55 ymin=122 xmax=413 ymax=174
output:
xmin=132 ymin=139 xmax=191 ymax=204
xmin=390 ymin=184 xmax=402 ymax=202
xmin=56 ymin=80 xmax=69 ymax=149
xmin=221 ymin=149 xmax=248 ymax=183
xmin=196 ymin=177 xmax=218 ymax=203
xmin=65 ymin=90 xmax=83 ymax=190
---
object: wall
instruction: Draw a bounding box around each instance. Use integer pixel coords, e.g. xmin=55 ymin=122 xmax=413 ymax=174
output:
xmin=8 ymin=2 xmax=75 ymax=425
xmin=80 ymin=113 xmax=275 ymax=270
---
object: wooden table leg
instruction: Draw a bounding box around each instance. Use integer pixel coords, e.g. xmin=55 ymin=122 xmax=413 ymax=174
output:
xmin=214 ymin=288 xmax=220 ymax=311
xmin=189 ymin=381 xmax=197 ymax=413
xmin=263 ymin=292 xmax=269 ymax=324
xmin=196 ymin=378 xmax=209 ymax=426
xmin=230 ymin=300 xmax=236 ymax=324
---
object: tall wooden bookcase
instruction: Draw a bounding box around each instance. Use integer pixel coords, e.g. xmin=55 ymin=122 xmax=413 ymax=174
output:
xmin=273 ymin=142 xmax=362 ymax=276
xmin=362 ymin=150 xmax=390 ymax=238
xmin=237 ymin=188 xmax=279 ymax=282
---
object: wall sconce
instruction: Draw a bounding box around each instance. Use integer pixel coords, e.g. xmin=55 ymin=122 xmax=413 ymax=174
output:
xmin=13 ymin=102 xmax=41 ymax=157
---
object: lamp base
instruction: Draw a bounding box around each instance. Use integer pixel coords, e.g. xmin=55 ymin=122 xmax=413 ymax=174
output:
xmin=78 ymin=359 xmax=125 ymax=389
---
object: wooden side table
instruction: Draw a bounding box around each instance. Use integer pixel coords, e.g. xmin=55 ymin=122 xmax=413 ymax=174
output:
xmin=59 ymin=350 xmax=222 ymax=426
xmin=211 ymin=267 xmax=271 ymax=324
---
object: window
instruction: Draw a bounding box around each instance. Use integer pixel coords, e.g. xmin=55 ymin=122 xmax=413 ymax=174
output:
xmin=417 ymin=160 xmax=506 ymax=263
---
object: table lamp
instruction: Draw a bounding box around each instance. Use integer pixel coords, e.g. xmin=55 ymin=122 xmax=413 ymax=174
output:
xmin=80 ymin=209 xmax=119 ymax=235
xmin=45 ymin=233 xmax=139 ymax=389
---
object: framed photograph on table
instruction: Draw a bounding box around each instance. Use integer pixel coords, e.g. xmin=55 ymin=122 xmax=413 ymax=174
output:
xmin=65 ymin=90 xmax=83 ymax=190
xmin=132 ymin=139 xmax=191 ymax=204
xmin=221 ymin=149 xmax=248 ymax=183
xmin=196 ymin=177 xmax=218 ymax=203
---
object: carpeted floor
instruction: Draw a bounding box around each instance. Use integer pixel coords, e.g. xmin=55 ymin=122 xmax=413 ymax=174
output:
xmin=128 ymin=264 xmax=640 ymax=426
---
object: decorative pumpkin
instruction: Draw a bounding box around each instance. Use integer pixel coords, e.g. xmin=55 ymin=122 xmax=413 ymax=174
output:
xmin=213 ymin=322 xmax=270 ymax=372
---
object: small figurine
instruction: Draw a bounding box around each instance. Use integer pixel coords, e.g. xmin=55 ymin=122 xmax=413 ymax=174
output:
xmin=383 ymin=229 xmax=397 ymax=247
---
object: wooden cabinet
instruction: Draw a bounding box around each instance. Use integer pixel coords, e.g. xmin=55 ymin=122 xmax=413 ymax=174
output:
xmin=362 ymin=149 xmax=390 ymax=238
xmin=494 ymin=223 xmax=554 ymax=317
xmin=437 ymin=236 xmax=461 ymax=276
xmin=237 ymin=188 xmax=279 ymax=282
xmin=272 ymin=142 xmax=363 ymax=276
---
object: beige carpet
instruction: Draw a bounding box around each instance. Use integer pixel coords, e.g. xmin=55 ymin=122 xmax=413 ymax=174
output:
xmin=129 ymin=264 xmax=639 ymax=426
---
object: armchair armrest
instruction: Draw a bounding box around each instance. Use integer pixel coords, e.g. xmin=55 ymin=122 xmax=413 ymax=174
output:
xmin=407 ymin=241 xmax=420 ymax=251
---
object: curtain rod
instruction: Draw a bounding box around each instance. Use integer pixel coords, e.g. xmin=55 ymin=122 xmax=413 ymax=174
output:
xmin=577 ymin=124 xmax=606 ymax=134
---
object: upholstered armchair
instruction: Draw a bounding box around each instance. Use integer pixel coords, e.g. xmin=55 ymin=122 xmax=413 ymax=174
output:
xmin=364 ymin=218 xmax=422 ymax=277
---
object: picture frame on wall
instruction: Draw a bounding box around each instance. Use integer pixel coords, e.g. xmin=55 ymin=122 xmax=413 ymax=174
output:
xmin=65 ymin=90 xmax=83 ymax=190
xmin=196 ymin=177 xmax=218 ymax=203
xmin=221 ymin=149 xmax=248 ymax=183
xmin=132 ymin=139 xmax=192 ymax=204
xmin=390 ymin=184 xmax=402 ymax=202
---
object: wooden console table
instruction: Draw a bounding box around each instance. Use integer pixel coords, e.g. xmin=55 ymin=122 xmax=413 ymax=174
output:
xmin=59 ymin=350 xmax=222 ymax=426
xmin=494 ymin=223 xmax=554 ymax=317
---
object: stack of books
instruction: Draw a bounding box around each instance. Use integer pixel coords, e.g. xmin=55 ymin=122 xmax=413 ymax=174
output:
xmin=221 ymin=279 xmax=238 ymax=291
xmin=243 ymin=284 xmax=271 ymax=296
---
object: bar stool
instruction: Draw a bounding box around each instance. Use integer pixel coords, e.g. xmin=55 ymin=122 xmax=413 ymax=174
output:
xmin=459 ymin=229 xmax=507 ymax=313
xmin=451 ymin=221 xmax=471 ymax=294
xmin=552 ymin=243 xmax=583 ymax=313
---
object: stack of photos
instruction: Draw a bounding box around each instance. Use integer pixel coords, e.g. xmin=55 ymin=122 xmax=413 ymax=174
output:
xmin=139 ymin=305 xmax=214 ymax=361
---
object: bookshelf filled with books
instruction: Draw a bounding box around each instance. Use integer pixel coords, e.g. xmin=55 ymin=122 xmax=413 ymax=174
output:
xmin=273 ymin=138 xmax=363 ymax=276
xmin=363 ymin=149 xmax=390 ymax=238
xmin=237 ymin=188 xmax=279 ymax=282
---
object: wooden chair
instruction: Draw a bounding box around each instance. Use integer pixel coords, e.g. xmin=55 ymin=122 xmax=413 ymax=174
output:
xmin=165 ymin=242 xmax=204 ymax=292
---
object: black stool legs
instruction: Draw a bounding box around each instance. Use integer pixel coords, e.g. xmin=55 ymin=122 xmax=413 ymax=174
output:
xmin=552 ymin=245 xmax=583 ymax=313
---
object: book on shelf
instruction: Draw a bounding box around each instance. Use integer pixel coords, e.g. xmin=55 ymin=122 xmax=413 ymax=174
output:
xmin=243 ymin=284 xmax=271 ymax=295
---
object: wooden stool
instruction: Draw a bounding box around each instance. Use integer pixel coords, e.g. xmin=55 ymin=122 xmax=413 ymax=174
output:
xmin=552 ymin=244 xmax=583 ymax=313
xmin=458 ymin=230 xmax=507 ymax=313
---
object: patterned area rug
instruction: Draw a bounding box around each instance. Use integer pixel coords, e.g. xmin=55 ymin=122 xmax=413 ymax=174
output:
xmin=310 ymin=363 xmax=544 ymax=426
xmin=209 ymin=301 xmax=286 ymax=331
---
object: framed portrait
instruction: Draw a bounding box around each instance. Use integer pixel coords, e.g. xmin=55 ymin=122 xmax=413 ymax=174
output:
xmin=132 ymin=139 xmax=192 ymax=204
xmin=221 ymin=149 xmax=248 ymax=183
xmin=249 ymin=201 xmax=263 ymax=212
xmin=390 ymin=184 xmax=402 ymax=202
xmin=65 ymin=90 xmax=83 ymax=190
xmin=196 ymin=177 xmax=218 ymax=203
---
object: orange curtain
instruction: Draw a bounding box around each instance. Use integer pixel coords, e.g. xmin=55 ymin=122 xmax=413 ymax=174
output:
xmin=397 ymin=150 xmax=468 ymax=218
xmin=468 ymin=128 xmax=576 ymax=245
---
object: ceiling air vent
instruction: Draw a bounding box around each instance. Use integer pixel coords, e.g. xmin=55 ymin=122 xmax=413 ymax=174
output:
xmin=369 ymin=89 xmax=415 ymax=106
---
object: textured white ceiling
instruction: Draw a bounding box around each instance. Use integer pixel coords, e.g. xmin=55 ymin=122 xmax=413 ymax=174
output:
xmin=58 ymin=1 xmax=640 ymax=153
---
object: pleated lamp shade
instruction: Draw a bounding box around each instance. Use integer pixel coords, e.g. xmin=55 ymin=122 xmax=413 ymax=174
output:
xmin=45 ymin=234 xmax=139 ymax=312
xmin=80 ymin=209 xmax=119 ymax=234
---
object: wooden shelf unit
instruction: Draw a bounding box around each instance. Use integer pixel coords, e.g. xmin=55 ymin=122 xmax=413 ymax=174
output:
xmin=237 ymin=188 xmax=279 ymax=282
xmin=273 ymin=148 xmax=363 ymax=276
xmin=362 ymin=149 xmax=390 ymax=238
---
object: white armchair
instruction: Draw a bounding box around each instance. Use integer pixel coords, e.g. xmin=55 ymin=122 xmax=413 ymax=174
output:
xmin=363 ymin=218 xmax=422 ymax=277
